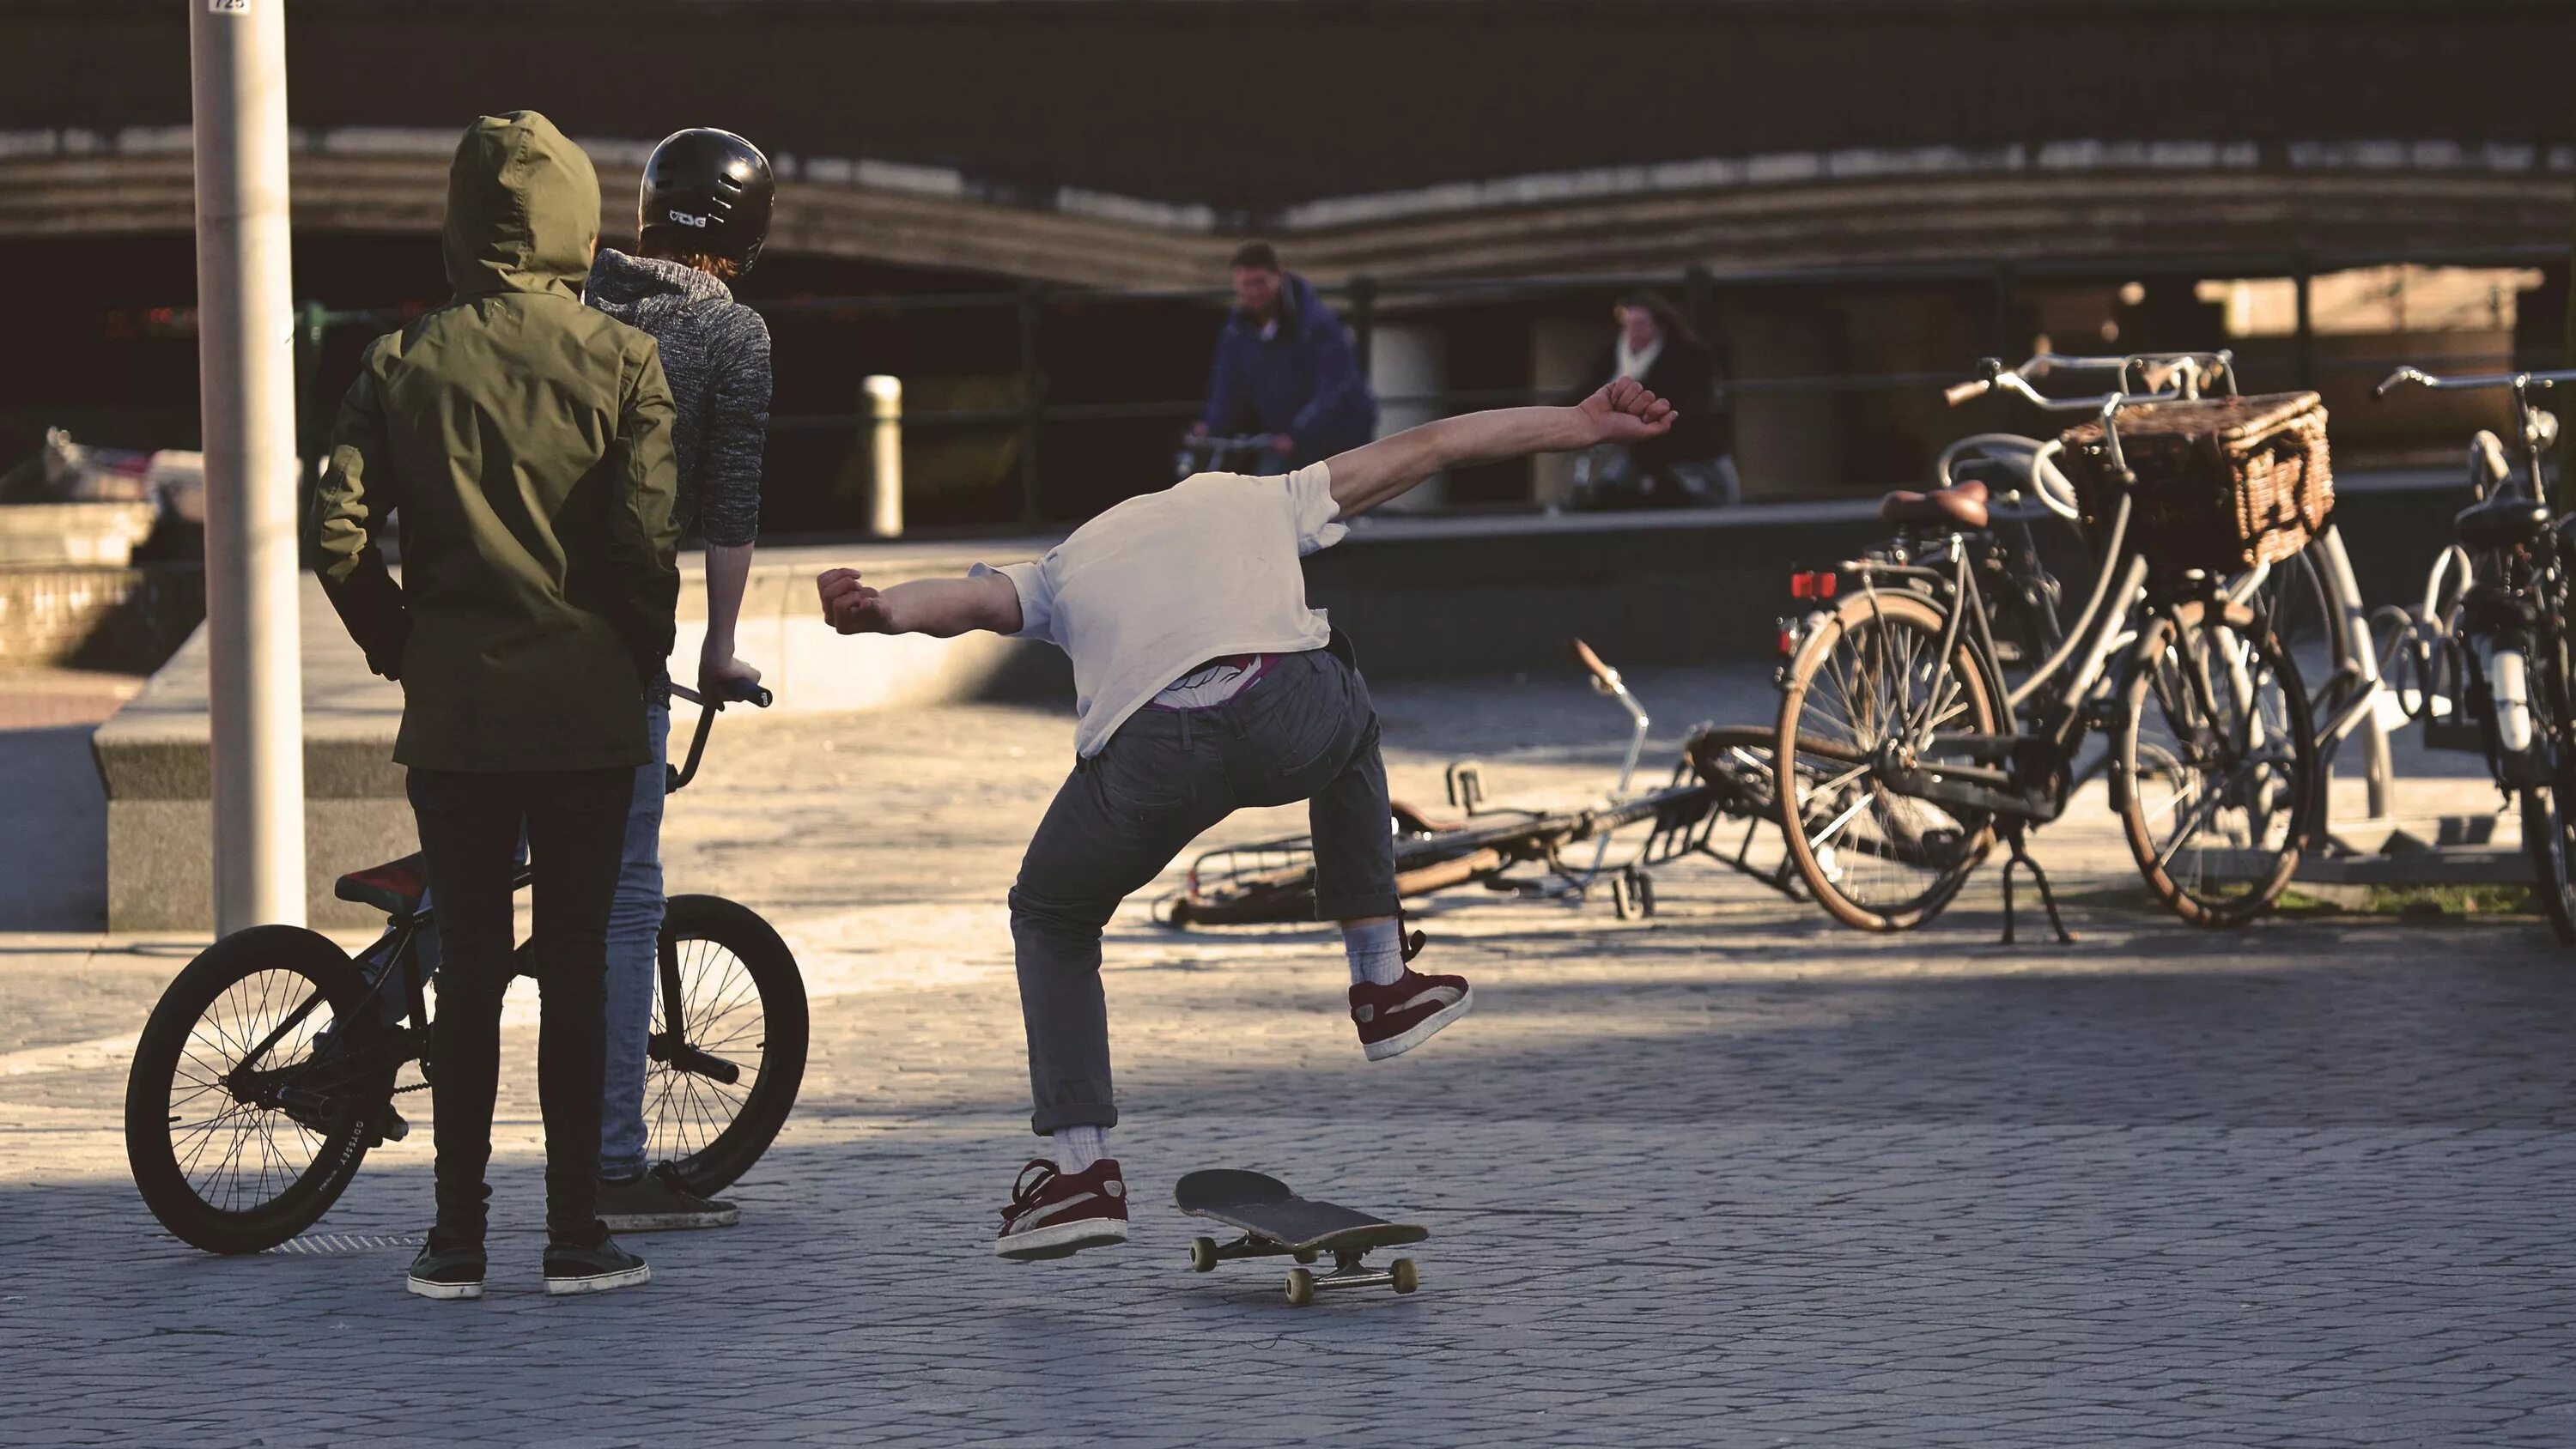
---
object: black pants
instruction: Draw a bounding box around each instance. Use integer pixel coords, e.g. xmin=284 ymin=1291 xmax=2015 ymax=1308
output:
xmin=407 ymin=767 xmax=631 ymax=1241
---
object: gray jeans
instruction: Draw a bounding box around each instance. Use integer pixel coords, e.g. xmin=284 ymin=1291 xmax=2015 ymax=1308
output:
xmin=1010 ymin=647 xmax=1397 ymax=1133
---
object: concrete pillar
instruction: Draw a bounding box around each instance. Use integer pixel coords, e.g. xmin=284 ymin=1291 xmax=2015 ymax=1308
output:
xmin=191 ymin=0 xmax=307 ymax=931
xmin=1529 ymin=318 xmax=1600 ymax=510
xmin=1370 ymin=321 xmax=1448 ymax=512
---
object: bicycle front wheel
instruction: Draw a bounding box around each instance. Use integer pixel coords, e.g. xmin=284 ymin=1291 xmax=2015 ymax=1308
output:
xmin=1777 ymin=590 xmax=2001 ymax=931
xmin=125 ymin=926 xmax=394 ymax=1254
xmin=2114 ymin=600 xmax=2318 ymax=926
xmin=650 ymin=895 xmax=808 ymax=1197
xmin=2519 ymin=621 xmax=2576 ymax=946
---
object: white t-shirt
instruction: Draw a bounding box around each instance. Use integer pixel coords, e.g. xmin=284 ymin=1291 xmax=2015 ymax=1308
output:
xmin=975 ymin=463 xmax=1347 ymax=757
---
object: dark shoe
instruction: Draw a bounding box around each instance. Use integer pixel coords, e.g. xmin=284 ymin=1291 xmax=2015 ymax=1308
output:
xmin=405 ymin=1227 xmax=486 ymax=1301
xmin=597 ymin=1163 xmax=740 ymax=1232
xmin=543 ymin=1230 xmax=651 ymax=1296
xmin=1350 ymin=967 xmax=1473 ymax=1061
xmin=993 ymin=1157 xmax=1128 ymax=1261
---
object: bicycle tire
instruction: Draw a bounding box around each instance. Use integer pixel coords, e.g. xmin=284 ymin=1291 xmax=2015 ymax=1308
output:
xmin=2113 ymin=601 xmax=2318 ymax=927
xmin=1776 ymin=589 xmax=2002 ymax=931
xmin=2520 ymin=619 xmax=2576 ymax=946
xmin=125 ymin=926 xmax=393 ymax=1254
xmin=650 ymin=894 xmax=808 ymax=1197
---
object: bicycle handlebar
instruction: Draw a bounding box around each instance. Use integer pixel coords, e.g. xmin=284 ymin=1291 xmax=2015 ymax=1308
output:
xmin=1945 ymin=351 xmax=2234 ymax=411
xmin=1942 ymin=378 xmax=1992 ymax=407
xmin=1573 ymin=637 xmax=1621 ymax=694
xmin=666 ymin=676 xmax=774 ymax=794
xmin=2374 ymin=365 xmax=2576 ymax=400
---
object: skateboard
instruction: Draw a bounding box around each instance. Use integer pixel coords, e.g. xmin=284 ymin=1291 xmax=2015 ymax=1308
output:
xmin=1173 ymin=1168 xmax=1429 ymax=1306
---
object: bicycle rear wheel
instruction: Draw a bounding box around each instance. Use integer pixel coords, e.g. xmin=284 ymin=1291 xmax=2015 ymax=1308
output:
xmin=2114 ymin=599 xmax=2318 ymax=926
xmin=649 ymin=895 xmax=808 ymax=1197
xmin=1776 ymin=590 xmax=2001 ymax=931
xmin=125 ymin=926 xmax=395 ymax=1254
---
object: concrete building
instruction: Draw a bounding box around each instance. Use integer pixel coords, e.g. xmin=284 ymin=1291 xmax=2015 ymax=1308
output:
xmin=4 ymin=0 xmax=2572 ymax=525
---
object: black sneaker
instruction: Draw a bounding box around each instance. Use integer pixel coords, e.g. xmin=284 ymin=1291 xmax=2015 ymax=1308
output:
xmin=597 ymin=1163 xmax=741 ymax=1232
xmin=405 ymin=1228 xmax=486 ymax=1301
xmin=543 ymin=1230 xmax=651 ymax=1296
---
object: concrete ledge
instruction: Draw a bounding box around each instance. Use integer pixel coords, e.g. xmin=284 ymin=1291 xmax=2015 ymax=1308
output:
xmin=0 ymin=561 xmax=204 ymax=670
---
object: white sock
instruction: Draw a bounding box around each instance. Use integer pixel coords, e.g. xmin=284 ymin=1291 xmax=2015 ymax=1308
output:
xmin=1053 ymin=1125 xmax=1110 ymax=1173
xmin=1343 ymin=919 xmax=1406 ymax=987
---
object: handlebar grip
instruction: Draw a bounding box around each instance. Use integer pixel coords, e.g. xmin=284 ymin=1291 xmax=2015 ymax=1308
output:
xmin=727 ymin=679 xmax=774 ymax=708
xmin=1572 ymin=638 xmax=1618 ymax=688
xmin=2374 ymin=367 xmax=2427 ymax=401
xmin=1943 ymin=379 xmax=1992 ymax=407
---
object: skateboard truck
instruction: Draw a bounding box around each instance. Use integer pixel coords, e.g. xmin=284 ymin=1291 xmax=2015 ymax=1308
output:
xmin=1187 ymin=1234 xmax=1420 ymax=1306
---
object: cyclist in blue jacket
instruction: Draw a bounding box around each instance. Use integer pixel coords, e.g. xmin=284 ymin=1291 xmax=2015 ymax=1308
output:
xmin=1191 ymin=241 xmax=1378 ymax=473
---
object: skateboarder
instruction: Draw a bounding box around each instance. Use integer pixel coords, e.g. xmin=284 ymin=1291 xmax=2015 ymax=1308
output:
xmin=816 ymin=379 xmax=1676 ymax=1260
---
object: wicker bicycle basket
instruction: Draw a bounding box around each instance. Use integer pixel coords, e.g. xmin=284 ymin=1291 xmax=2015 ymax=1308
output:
xmin=2055 ymin=391 xmax=2334 ymax=573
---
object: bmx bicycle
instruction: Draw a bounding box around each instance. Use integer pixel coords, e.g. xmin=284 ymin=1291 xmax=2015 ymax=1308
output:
xmin=123 ymin=679 xmax=809 ymax=1255
xmin=2376 ymin=363 xmax=2576 ymax=944
xmin=1159 ymin=640 xmax=1809 ymax=927
xmin=1775 ymin=351 xmax=2325 ymax=938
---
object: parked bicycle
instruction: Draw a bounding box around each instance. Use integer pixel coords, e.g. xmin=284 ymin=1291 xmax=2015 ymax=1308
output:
xmin=2376 ymin=364 xmax=2576 ymax=943
xmin=1774 ymin=351 xmax=2326 ymax=939
xmin=124 ymin=680 xmax=808 ymax=1254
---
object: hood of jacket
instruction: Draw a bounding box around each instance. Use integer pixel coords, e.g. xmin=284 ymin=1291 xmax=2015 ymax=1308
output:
xmin=581 ymin=247 xmax=736 ymax=318
xmin=442 ymin=111 xmax=600 ymax=301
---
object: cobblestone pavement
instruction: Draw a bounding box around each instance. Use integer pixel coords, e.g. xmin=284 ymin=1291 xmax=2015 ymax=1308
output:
xmin=3 ymin=669 xmax=2572 ymax=1446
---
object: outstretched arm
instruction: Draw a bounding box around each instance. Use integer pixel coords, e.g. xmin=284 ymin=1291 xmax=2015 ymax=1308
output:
xmin=817 ymin=568 xmax=1023 ymax=638
xmin=1322 ymin=378 xmax=1674 ymax=519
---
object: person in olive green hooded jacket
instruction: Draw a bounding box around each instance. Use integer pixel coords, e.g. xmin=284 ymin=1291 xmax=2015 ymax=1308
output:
xmin=311 ymin=111 xmax=681 ymax=1301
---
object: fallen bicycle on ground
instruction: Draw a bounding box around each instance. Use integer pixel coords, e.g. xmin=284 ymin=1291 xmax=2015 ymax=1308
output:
xmin=1157 ymin=642 xmax=1808 ymax=927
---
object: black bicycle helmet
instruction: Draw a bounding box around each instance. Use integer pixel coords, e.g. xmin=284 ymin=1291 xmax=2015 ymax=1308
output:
xmin=638 ymin=128 xmax=775 ymax=275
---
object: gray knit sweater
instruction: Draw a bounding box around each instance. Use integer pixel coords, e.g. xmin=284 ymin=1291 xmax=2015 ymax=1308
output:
xmin=582 ymin=249 xmax=769 ymax=546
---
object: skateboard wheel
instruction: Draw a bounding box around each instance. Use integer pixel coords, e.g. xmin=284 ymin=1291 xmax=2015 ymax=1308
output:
xmin=1189 ymin=1237 xmax=1218 ymax=1273
xmin=1391 ymin=1258 xmax=1419 ymax=1294
xmin=1293 ymin=1248 xmax=1317 ymax=1265
xmin=1285 ymin=1268 xmax=1315 ymax=1307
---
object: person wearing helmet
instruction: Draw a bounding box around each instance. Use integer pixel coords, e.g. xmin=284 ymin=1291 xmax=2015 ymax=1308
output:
xmin=580 ymin=126 xmax=776 ymax=1233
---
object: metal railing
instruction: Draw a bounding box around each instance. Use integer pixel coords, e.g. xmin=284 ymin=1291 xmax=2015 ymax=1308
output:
xmin=290 ymin=243 xmax=2570 ymax=531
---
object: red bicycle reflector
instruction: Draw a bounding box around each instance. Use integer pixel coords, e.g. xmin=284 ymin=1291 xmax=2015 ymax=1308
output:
xmin=1789 ymin=572 xmax=1814 ymax=599
xmin=1816 ymin=572 xmax=1840 ymax=598
xmin=1777 ymin=628 xmax=1797 ymax=656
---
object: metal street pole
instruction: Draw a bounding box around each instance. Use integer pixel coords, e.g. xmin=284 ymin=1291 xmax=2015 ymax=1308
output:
xmin=191 ymin=0 xmax=306 ymax=931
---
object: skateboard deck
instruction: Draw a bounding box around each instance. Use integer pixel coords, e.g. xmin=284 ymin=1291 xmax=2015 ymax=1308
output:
xmin=1174 ymin=1169 xmax=1428 ymax=1305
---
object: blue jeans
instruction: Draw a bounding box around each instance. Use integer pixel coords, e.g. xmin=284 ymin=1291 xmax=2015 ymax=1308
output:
xmin=597 ymin=694 xmax=669 ymax=1181
xmin=1010 ymin=649 xmax=1396 ymax=1134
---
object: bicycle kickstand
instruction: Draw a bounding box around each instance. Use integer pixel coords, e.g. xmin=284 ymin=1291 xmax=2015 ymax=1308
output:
xmin=1996 ymin=823 xmax=2076 ymax=947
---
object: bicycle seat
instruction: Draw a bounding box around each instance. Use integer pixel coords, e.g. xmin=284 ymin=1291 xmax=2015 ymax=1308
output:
xmin=2455 ymin=496 xmax=2552 ymax=550
xmin=1880 ymin=479 xmax=1990 ymax=530
xmin=336 ymin=852 xmax=428 ymax=917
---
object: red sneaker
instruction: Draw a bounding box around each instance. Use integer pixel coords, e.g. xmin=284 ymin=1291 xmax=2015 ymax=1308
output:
xmin=1350 ymin=968 xmax=1473 ymax=1061
xmin=993 ymin=1158 xmax=1129 ymax=1261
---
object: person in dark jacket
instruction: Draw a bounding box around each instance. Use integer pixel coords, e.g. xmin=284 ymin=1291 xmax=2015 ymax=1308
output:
xmin=1193 ymin=242 xmax=1377 ymax=472
xmin=311 ymin=111 xmax=681 ymax=1301
xmin=577 ymin=126 xmax=775 ymax=1234
xmin=1571 ymin=292 xmax=1738 ymax=508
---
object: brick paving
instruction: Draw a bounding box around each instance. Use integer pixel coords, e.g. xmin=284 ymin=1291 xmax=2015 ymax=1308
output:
xmin=2 ymin=669 xmax=2572 ymax=1446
